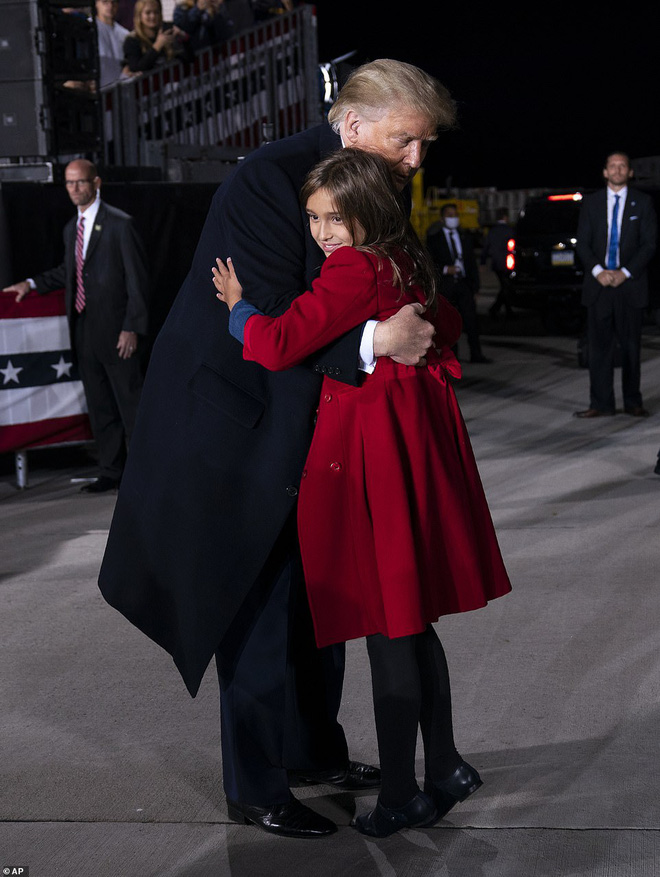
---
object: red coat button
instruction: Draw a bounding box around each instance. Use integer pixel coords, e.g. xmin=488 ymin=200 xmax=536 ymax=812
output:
xmin=324 ymin=393 xmax=332 ymax=402
xmin=330 ymin=462 xmax=341 ymax=471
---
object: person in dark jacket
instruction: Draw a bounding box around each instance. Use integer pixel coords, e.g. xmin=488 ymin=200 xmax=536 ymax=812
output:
xmin=574 ymin=152 xmax=657 ymax=418
xmin=427 ymin=204 xmax=492 ymax=363
xmin=123 ymin=0 xmax=192 ymax=74
xmin=173 ymin=0 xmax=234 ymax=51
xmin=98 ymin=60 xmax=460 ymax=839
xmin=481 ymin=207 xmax=514 ymax=319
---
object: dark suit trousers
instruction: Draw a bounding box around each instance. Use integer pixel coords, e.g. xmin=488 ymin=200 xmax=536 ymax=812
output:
xmin=587 ymin=292 xmax=643 ymax=412
xmin=215 ymin=513 xmax=349 ymax=806
xmin=74 ymin=314 xmax=144 ymax=479
xmin=443 ymin=277 xmax=483 ymax=358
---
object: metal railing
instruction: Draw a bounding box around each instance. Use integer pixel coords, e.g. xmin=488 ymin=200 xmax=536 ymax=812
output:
xmin=101 ymin=5 xmax=319 ymax=174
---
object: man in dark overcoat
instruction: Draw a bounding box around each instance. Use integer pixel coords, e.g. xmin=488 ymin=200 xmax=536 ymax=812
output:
xmin=98 ymin=60 xmax=458 ymax=837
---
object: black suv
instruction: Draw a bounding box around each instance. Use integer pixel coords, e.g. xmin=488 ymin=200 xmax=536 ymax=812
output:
xmin=507 ymin=191 xmax=587 ymax=333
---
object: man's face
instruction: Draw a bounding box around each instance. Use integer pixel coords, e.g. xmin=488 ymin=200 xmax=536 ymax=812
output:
xmin=64 ymin=164 xmax=99 ymax=210
xmin=345 ymin=106 xmax=437 ymax=192
xmin=442 ymin=206 xmax=459 ymax=226
xmin=95 ymin=0 xmax=118 ymax=24
xmin=603 ymin=154 xmax=632 ymax=189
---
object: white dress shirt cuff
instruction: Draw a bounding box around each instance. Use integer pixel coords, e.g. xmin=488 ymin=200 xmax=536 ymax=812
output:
xmin=359 ymin=320 xmax=377 ymax=374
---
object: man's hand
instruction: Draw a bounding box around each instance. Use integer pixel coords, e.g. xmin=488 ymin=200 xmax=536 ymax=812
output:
xmin=373 ymin=302 xmax=435 ymax=366
xmin=117 ymin=330 xmax=138 ymax=359
xmin=2 ymin=281 xmax=31 ymax=302
xmin=608 ymin=269 xmax=627 ymax=287
xmin=596 ymin=270 xmax=614 ymax=286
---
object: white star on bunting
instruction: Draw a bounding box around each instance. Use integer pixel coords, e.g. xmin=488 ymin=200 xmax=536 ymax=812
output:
xmin=51 ymin=355 xmax=74 ymax=379
xmin=1 ymin=359 xmax=24 ymax=385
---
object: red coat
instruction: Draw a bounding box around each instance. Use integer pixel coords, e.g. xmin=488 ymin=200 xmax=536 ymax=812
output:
xmin=243 ymin=247 xmax=512 ymax=647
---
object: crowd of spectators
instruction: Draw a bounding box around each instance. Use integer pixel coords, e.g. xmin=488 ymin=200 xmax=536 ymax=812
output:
xmin=61 ymin=0 xmax=308 ymax=90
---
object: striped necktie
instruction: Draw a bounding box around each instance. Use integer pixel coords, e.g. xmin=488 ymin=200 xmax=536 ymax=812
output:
xmin=75 ymin=215 xmax=85 ymax=313
xmin=607 ymin=194 xmax=620 ymax=270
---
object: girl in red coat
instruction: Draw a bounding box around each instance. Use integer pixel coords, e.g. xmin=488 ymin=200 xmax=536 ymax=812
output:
xmin=213 ymin=148 xmax=511 ymax=837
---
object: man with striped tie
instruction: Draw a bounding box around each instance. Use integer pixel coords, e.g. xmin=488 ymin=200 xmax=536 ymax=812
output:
xmin=574 ymin=152 xmax=657 ymax=418
xmin=3 ymin=159 xmax=149 ymax=491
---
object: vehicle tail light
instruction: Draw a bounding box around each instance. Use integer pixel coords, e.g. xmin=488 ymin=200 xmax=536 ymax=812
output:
xmin=507 ymin=238 xmax=515 ymax=252
xmin=547 ymin=193 xmax=583 ymax=201
xmin=506 ymin=253 xmax=515 ymax=271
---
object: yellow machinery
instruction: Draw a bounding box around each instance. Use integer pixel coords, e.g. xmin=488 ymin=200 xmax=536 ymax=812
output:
xmin=410 ymin=170 xmax=480 ymax=242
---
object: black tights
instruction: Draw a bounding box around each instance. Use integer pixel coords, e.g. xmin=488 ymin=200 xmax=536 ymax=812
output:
xmin=366 ymin=626 xmax=461 ymax=808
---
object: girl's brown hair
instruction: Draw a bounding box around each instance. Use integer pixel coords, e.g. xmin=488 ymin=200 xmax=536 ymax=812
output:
xmin=300 ymin=148 xmax=437 ymax=309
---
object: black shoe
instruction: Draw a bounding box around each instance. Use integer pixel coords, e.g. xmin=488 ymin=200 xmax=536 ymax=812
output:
xmin=573 ymin=408 xmax=614 ymax=419
xmin=469 ymin=354 xmax=493 ymax=364
xmin=624 ymin=406 xmax=650 ymax=417
xmin=654 ymin=458 xmax=660 ymax=476
xmin=292 ymin=760 xmax=381 ymax=790
xmin=424 ymin=761 xmax=483 ymax=819
xmin=354 ymin=791 xmax=437 ymax=837
xmin=80 ymin=476 xmax=120 ymax=493
xmin=226 ymin=794 xmax=337 ymax=838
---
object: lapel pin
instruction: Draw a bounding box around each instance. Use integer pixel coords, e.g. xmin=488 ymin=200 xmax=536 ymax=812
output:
xmin=95 ymin=224 xmax=102 ymax=231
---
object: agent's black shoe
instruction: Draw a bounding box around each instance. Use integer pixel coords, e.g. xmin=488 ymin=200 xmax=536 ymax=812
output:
xmin=80 ymin=476 xmax=120 ymax=493
xmin=424 ymin=761 xmax=483 ymax=819
xmin=469 ymin=354 xmax=493 ymax=364
xmin=573 ymin=408 xmax=614 ymax=419
xmin=226 ymin=794 xmax=337 ymax=838
xmin=654 ymin=458 xmax=660 ymax=476
xmin=353 ymin=791 xmax=437 ymax=837
xmin=292 ymin=760 xmax=381 ymax=790
xmin=624 ymin=406 xmax=650 ymax=417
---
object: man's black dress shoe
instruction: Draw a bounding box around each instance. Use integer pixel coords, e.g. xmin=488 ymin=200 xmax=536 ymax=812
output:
xmin=469 ymin=354 xmax=493 ymax=364
xmin=292 ymin=760 xmax=381 ymax=790
xmin=424 ymin=760 xmax=483 ymax=819
xmin=353 ymin=791 xmax=437 ymax=837
xmin=624 ymin=406 xmax=650 ymax=417
xmin=226 ymin=794 xmax=337 ymax=838
xmin=80 ymin=476 xmax=120 ymax=493
xmin=654 ymin=457 xmax=660 ymax=476
xmin=573 ymin=408 xmax=614 ymax=419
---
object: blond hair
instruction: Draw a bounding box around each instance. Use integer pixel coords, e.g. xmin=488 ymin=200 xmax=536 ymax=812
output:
xmin=327 ymin=59 xmax=456 ymax=133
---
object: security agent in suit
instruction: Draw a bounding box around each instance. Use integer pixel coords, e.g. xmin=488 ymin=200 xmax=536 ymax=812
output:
xmin=426 ymin=204 xmax=491 ymax=363
xmin=481 ymin=207 xmax=514 ymax=319
xmin=97 ymin=60 xmax=473 ymax=838
xmin=575 ymin=151 xmax=657 ymax=418
xmin=4 ymin=160 xmax=149 ymax=491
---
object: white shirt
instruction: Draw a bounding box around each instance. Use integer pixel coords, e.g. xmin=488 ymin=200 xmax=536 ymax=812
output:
xmin=592 ymin=185 xmax=630 ymax=278
xmin=27 ymin=193 xmax=101 ymax=290
xmin=442 ymin=226 xmax=464 ymax=276
xmin=77 ymin=192 xmax=102 ymax=259
xmin=96 ymin=19 xmax=130 ymax=89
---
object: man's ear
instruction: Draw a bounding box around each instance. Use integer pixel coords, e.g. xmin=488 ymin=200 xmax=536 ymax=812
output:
xmin=342 ymin=110 xmax=361 ymax=146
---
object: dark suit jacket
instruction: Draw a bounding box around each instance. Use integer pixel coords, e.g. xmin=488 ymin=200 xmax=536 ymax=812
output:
xmin=34 ymin=201 xmax=149 ymax=360
xmin=481 ymin=222 xmax=512 ymax=273
xmin=426 ymin=225 xmax=480 ymax=293
xmin=577 ymin=187 xmax=657 ymax=310
xmin=99 ymin=124 xmax=365 ymax=695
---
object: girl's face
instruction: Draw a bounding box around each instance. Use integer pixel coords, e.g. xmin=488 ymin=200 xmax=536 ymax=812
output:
xmin=140 ymin=1 xmax=161 ymax=30
xmin=305 ymin=188 xmax=364 ymax=258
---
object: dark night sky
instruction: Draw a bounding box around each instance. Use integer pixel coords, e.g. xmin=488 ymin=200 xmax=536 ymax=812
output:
xmin=314 ymin=4 xmax=660 ymax=192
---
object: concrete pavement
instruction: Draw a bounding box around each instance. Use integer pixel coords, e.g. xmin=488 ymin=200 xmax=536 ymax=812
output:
xmin=1 ymin=296 xmax=660 ymax=877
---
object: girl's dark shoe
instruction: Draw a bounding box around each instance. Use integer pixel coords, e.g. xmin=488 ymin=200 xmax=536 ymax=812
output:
xmin=353 ymin=791 xmax=438 ymax=837
xmin=424 ymin=760 xmax=483 ymax=819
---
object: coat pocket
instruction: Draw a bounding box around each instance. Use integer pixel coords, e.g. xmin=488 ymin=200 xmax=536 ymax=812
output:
xmin=189 ymin=362 xmax=265 ymax=429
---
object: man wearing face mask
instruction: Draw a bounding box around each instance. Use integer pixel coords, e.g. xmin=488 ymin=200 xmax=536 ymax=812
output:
xmin=427 ymin=204 xmax=491 ymax=363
